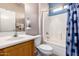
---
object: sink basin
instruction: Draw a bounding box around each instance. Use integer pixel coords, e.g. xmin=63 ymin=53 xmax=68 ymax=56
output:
xmin=6 ymin=37 xmax=25 ymax=41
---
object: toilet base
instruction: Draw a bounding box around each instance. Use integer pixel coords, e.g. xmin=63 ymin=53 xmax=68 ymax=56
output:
xmin=36 ymin=47 xmax=53 ymax=56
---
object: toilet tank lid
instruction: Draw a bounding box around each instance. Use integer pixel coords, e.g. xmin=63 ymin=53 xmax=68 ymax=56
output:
xmin=38 ymin=44 xmax=53 ymax=51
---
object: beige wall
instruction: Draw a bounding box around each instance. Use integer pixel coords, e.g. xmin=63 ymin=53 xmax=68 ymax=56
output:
xmin=39 ymin=3 xmax=49 ymax=34
xmin=25 ymin=3 xmax=39 ymax=35
xmin=38 ymin=3 xmax=49 ymax=41
xmin=0 ymin=3 xmax=25 ymax=24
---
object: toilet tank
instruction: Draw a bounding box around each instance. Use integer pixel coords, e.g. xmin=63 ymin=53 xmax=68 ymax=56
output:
xmin=34 ymin=35 xmax=41 ymax=47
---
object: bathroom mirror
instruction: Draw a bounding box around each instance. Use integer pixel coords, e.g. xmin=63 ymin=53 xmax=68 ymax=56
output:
xmin=0 ymin=3 xmax=25 ymax=33
xmin=0 ymin=8 xmax=16 ymax=32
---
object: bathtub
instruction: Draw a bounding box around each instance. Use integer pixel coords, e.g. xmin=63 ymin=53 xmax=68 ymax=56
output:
xmin=43 ymin=39 xmax=66 ymax=56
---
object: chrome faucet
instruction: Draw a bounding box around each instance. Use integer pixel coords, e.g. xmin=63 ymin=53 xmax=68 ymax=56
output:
xmin=14 ymin=31 xmax=18 ymax=37
xmin=13 ymin=25 xmax=18 ymax=37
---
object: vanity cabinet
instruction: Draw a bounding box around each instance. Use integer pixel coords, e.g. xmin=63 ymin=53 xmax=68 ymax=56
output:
xmin=0 ymin=40 xmax=35 ymax=56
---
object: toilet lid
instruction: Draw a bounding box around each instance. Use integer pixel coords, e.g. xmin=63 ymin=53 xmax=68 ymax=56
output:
xmin=38 ymin=44 xmax=53 ymax=51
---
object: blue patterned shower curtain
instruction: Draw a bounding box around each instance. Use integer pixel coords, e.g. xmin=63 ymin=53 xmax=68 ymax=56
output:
xmin=66 ymin=3 xmax=79 ymax=56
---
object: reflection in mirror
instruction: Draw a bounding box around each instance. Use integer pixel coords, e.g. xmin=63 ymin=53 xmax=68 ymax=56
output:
xmin=26 ymin=17 xmax=31 ymax=30
xmin=0 ymin=3 xmax=25 ymax=33
xmin=0 ymin=3 xmax=25 ymax=36
xmin=0 ymin=8 xmax=16 ymax=32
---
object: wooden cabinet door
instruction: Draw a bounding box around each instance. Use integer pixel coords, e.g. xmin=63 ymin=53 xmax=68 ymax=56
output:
xmin=2 ymin=40 xmax=35 ymax=56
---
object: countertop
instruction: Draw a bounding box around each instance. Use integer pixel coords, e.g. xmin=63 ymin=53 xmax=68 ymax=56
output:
xmin=0 ymin=35 xmax=41 ymax=49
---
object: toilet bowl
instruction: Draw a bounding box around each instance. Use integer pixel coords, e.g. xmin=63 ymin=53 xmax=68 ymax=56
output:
xmin=34 ymin=36 xmax=53 ymax=56
xmin=37 ymin=44 xmax=53 ymax=55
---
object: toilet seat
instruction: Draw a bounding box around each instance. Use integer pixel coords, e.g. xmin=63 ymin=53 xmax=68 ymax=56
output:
xmin=37 ymin=44 xmax=53 ymax=51
xmin=35 ymin=37 xmax=53 ymax=55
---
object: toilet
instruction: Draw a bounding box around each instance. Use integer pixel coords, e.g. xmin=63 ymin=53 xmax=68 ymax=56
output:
xmin=34 ymin=37 xmax=53 ymax=56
